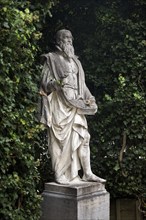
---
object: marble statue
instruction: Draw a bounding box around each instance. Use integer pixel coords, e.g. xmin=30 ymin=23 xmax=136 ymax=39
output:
xmin=39 ymin=29 xmax=106 ymax=185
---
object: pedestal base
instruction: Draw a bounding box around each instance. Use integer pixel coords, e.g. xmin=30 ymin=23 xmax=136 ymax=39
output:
xmin=41 ymin=182 xmax=110 ymax=220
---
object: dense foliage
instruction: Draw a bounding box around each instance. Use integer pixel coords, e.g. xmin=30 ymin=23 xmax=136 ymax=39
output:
xmin=0 ymin=0 xmax=57 ymax=219
xmin=1 ymin=0 xmax=146 ymax=219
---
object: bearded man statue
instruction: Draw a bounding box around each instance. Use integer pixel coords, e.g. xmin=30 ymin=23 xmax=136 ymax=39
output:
xmin=39 ymin=29 xmax=106 ymax=185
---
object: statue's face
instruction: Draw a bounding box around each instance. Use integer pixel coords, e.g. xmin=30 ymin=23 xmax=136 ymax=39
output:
xmin=56 ymin=30 xmax=74 ymax=58
xmin=61 ymin=31 xmax=73 ymax=45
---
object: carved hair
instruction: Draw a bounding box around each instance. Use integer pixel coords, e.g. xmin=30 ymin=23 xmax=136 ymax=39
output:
xmin=55 ymin=29 xmax=73 ymax=45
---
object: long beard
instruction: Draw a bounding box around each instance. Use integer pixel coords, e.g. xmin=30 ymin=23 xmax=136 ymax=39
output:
xmin=60 ymin=42 xmax=75 ymax=58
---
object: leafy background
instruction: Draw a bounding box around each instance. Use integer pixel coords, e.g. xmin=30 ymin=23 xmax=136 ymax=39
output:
xmin=0 ymin=0 xmax=146 ymax=219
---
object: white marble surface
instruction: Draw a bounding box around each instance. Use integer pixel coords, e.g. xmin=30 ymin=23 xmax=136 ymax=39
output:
xmin=39 ymin=29 xmax=105 ymax=185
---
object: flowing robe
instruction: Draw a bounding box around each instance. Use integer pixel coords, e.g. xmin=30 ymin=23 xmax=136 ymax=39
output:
xmin=39 ymin=51 xmax=97 ymax=181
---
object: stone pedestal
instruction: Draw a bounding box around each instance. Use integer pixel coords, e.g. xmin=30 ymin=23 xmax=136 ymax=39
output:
xmin=41 ymin=181 xmax=109 ymax=220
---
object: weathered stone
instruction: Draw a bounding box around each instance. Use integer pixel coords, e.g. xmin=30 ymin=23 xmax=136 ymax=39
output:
xmin=41 ymin=182 xmax=110 ymax=220
xmin=38 ymin=29 xmax=106 ymax=185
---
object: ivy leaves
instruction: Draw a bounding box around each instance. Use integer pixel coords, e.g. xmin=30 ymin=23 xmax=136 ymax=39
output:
xmin=0 ymin=0 xmax=56 ymax=219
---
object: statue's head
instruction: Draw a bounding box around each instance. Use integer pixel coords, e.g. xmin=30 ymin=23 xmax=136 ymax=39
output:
xmin=55 ymin=29 xmax=73 ymax=46
xmin=55 ymin=29 xmax=74 ymax=58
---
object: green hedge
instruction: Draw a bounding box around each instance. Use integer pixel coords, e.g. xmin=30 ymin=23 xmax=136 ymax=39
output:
xmin=0 ymin=0 xmax=57 ymax=219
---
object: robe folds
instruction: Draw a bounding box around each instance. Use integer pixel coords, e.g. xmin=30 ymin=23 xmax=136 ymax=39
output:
xmin=38 ymin=51 xmax=97 ymax=181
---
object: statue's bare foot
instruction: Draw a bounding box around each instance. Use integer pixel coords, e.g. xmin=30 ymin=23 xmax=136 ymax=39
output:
xmin=82 ymin=173 xmax=106 ymax=183
xmin=56 ymin=175 xmax=69 ymax=185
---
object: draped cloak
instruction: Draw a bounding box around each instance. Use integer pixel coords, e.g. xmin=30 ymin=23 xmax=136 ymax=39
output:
xmin=38 ymin=51 xmax=97 ymax=181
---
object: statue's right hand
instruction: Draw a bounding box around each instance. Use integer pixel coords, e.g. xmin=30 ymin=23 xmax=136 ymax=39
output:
xmin=49 ymin=79 xmax=63 ymax=91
